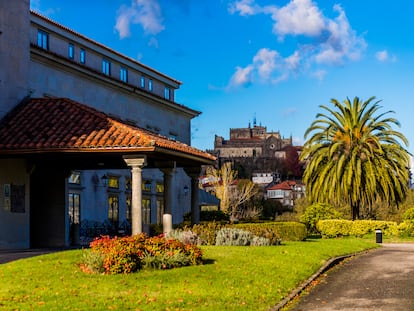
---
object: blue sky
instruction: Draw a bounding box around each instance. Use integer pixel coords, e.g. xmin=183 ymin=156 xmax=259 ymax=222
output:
xmin=31 ymin=0 xmax=414 ymax=158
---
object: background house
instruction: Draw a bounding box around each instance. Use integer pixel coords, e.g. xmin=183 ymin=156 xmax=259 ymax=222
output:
xmin=266 ymin=181 xmax=306 ymax=208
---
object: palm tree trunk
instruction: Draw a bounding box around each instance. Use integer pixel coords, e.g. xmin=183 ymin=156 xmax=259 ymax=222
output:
xmin=351 ymin=203 xmax=360 ymax=220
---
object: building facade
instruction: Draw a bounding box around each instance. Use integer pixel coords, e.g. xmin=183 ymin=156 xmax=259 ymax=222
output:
xmin=213 ymin=124 xmax=293 ymax=159
xmin=211 ymin=122 xmax=300 ymax=181
xmin=266 ymin=181 xmax=306 ymax=208
xmin=0 ymin=1 xmax=214 ymax=249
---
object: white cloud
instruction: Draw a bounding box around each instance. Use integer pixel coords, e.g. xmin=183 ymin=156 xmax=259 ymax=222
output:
xmin=148 ymin=37 xmax=159 ymax=48
xmin=314 ymin=4 xmax=366 ymax=65
xmin=284 ymin=50 xmax=301 ymax=71
xmin=228 ymin=0 xmax=260 ymax=16
xmin=311 ymin=69 xmax=327 ymax=80
xmin=228 ymin=48 xmax=301 ymax=88
xmin=115 ymin=0 xmax=164 ymax=39
xmin=376 ymin=50 xmax=389 ymax=61
xmin=30 ymin=0 xmax=59 ymax=17
xmin=228 ymin=65 xmax=255 ymax=88
xmin=269 ymin=0 xmax=325 ymax=39
xmin=375 ymin=50 xmax=397 ymax=62
xmin=228 ymin=0 xmax=367 ymax=86
xmin=253 ymin=48 xmax=279 ymax=79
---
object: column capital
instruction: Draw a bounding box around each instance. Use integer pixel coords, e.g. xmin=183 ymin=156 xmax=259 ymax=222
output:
xmin=123 ymin=155 xmax=147 ymax=168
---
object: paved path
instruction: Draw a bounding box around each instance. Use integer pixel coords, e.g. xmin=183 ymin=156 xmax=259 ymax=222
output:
xmin=0 ymin=248 xmax=66 ymax=264
xmin=289 ymin=243 xmax=414 ymax=311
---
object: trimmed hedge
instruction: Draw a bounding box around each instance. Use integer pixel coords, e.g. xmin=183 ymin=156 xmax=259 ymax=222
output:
xmin=185 ymin=221 xmax=307 ymax=245
xmin=234 ymin=222 xmax=307 ymax=243
xmin=317 ymin=220 xmax=398 ymax=238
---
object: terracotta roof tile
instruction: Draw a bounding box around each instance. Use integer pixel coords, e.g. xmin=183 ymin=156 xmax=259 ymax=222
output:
xmin=267 ymin=181 xmax=296 ymax=191
xmin=0 ymin=98 xmax=216 ymax=162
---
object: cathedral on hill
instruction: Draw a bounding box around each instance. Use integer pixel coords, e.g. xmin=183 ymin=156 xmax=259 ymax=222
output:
xmin=209 ymin=121 xmax=303 ymax=182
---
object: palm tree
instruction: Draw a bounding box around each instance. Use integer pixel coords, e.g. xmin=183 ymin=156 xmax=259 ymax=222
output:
xmin=300 ymin=96 xmax=410 ymax=220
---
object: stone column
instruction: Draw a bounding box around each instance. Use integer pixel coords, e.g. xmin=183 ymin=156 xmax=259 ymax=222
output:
xmin=184 ymin=167 xmax=201 ymax=225
xmin=161 ymin=167 xmax=175 ymax=234
xmin=123 ymin=156 xmax=146 ymax=235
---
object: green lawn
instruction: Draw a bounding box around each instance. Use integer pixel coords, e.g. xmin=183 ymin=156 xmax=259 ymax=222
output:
xmin=0 ymin=238 xmax=378 ymax=310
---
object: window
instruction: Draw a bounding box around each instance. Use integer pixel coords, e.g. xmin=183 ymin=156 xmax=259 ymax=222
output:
xmin=169 ymin=132 xmax=177 ymax=141
xmin=156 ymin=182 xmax=164 ymax=193
xmin=125 ymin=177 xmax=131 ymax=191
xmin=164 ymin=87 xmax=171 ymax=100
xmin=102 ymin=59 xmax=111 ymax=75
xmin=148 ymin=79 xmax=153 ymax=92
xmin=68 ymin=193 xmax=80 ymax=225
xmin=156 ymin=199 xmax=164 ymax=224
xmin=142 ymin=180 xmax=152 ymax=192
xmin=140 ymin=76 xmax=145 ymax=88
xmin=108 ymin=176 xmax=119 ymax=189
xmin=108 ymin=194 xmax=119 ymax=228
xmin=68 ymin=43 xmax=74 ymax=59
xmin=37 ymin=29 xmax=49 ymax=50
xmin=68 ymin=171 xmax=81 ymax=184
xmin=120 ymin=67 xmax=128 ymax=83
xmin=126 ymin=195 xmax=131 ymax=223
xmin=80 ymin=48 xmax=85 ymax=64
xmin=142 ymin=198 xmax=151 ymax=224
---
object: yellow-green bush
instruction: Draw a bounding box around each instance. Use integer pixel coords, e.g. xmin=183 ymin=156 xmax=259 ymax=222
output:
xmin=317 ymin=220 xmax=353 ymax=238
xmin=300 ymin=203 xmax=342 ymax=233
xmin=185 ymin=221 xmax=307 ymax=244
xmin=234 ymin=222 xmax=307 ymax=242
xmin=403 ymin=208 xmax=414 ymax=221
xmin=317 ymin=219 xmax=399 ymax=238
xmin=398 ymin=220 xmax=414 ymax=238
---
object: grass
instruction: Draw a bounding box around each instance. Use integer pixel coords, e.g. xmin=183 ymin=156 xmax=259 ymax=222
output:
xmin=0 ymin=238 xmax=379 ymax=311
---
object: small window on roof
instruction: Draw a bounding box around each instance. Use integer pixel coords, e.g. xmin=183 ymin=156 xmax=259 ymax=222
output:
xmin=80 ymin=48 xmax=85 ymax=64
xmin=68 ymin=43 xmax=74 ymax=59
xmin=164 ymin=87 xmax=171 ymax=100
xmin=102 ymin=59 xmax=111 ymax=75
xmin=37 ymin=29 xmax=49 ymax=50
xmin=120 ymin=67 xmax=128 ymax=83
xmin=148 ymin=79 xmax=153 ymax=92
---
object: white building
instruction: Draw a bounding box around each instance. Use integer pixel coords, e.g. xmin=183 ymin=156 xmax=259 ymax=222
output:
xmin=0 ymin=1 xmax=214 ymax=249
xmin=266 ymin=181 xmax=306 ymax=207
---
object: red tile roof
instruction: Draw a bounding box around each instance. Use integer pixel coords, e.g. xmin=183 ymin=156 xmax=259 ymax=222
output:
xmin=0 ymin=98 xmax=216 ymax=162
xmin=267 ymin=181 xmax=296 ymax=191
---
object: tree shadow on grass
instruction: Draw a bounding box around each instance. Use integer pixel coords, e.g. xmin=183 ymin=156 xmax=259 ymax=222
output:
xmin=202 ymin=258 xmax=216 ymax=265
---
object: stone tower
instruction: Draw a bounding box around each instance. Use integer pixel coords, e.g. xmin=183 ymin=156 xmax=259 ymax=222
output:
xmin=0 ymin=0 xmax=31 ymax=119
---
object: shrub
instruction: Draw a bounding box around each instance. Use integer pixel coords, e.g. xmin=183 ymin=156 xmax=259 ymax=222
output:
xmin=251 ymin=236 xmax=271 ymax=246
xmin=300 ymin=203 xmax=342 ymax=233
xmin=166 ymin=229 xmax=200 ymax=245
xmin=317 ymin=220 xmax=399 ymax=238
xmin=235 ymin=222 xmax=306 ymax=242
xmin=215 ymin=228 xmax=253 ymax=246
xmin=83 ymin=234 xmax=203 ymax=274
xmin=403 ymin=208 xmax=414 ymax=221
xmin=189 ymin=222 xmax=223 ymax=245
xmin=316 ymin=220 xmax=352 ymax=238
xmin=398 ymin=221 xmax=414 ymax=238
xmin=233 ymin=223 xmax=282 ymax=245
xmin=141 ymin=251 xmax=190 ymax=270
xmin=81 ymin=249 xmax=105 ymax=274
xmin=184 ymin=221 xmax=306 ymax=244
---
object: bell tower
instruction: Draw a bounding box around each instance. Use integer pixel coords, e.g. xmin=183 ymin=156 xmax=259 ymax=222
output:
xmin=0 ymin=0 xmax=31 ymax=119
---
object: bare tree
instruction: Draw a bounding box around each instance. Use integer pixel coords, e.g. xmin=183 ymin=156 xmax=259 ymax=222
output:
xmin=205 ymin=162 xmax=258 ymax=221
